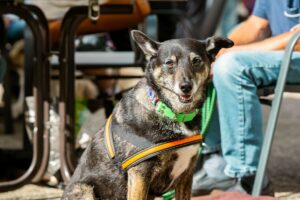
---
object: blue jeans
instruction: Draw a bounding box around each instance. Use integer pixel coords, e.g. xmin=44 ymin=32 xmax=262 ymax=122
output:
xmin=204 ymin=51 xmax=300 ymax=178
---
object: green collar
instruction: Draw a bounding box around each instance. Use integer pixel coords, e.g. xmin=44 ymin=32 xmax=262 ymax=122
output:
xmin=147 ymin=86 xmax=199 ymax=123
xmin=156 ymin=101 xmax=199 ymax=122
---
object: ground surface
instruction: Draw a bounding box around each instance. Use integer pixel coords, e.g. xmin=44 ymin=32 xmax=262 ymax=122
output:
xmin=0 ymin=93 xmax=299 ymax=199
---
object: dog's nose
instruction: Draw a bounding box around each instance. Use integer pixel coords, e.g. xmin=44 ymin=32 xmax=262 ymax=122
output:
xmin=179 ymin=81 xmax=193 ymax=94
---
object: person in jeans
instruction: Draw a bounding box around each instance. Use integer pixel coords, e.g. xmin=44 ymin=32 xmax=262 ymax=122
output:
xmin=192 ymin=0 xmax=300 ymax=195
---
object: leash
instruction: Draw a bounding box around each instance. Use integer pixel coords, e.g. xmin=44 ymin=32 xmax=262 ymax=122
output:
xmin=162 ymin=83 xmax=217 ymax=200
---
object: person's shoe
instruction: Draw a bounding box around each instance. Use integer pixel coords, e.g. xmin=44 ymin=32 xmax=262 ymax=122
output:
xmin=226 ymin=175 xmax=274 ymax=196
xmin=192 ymin=153 xmax=273 ymax=196
xmin=192 ymin=153 xmax=236 ymax=195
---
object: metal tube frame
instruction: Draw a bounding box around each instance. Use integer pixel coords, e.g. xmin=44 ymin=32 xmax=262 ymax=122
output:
xmin=26 ymin=4 xmax=51 ymax=183
xmin=58 ymin=4 xmax=135 ymax=183
xmin=252 ymin=31 xmax=300 ymax=195
xmin=0 ymin=1 xmax=49 ymax=191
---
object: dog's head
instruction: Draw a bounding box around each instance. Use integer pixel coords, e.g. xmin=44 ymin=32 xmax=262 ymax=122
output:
xmin=131 ymin=30 xmax=233 ymax=113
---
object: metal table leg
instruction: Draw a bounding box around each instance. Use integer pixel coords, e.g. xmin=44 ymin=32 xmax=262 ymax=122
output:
xmin=252 ymin=31 xmax=300 ymax=195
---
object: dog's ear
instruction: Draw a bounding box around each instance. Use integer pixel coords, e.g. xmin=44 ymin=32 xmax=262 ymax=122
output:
xmin=206 ymin=37 xmax=234 ymax=61
xmin=131 ymin=30 xmax=160 ymax=60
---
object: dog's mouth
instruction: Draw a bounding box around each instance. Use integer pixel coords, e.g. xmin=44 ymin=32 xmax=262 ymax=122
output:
xmin=178 ymin=94 xmax=193 ymax=103
xmin=158 ymin=84 xmax=195 ymax=103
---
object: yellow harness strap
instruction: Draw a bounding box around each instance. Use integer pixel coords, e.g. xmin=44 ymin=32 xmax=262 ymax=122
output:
xmin=104 ymin=114 xmax=203 ymax=170
xmin=104 ymin=114 xmax=115 ymax=158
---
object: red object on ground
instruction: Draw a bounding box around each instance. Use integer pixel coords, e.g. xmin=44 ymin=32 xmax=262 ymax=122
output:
xmin=192 ymin=192 xmax=278 ymax=200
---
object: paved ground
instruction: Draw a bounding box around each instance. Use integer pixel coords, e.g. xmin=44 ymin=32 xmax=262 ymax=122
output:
xmin=264 ymin=93 xmax=300 ymax=199
xmin=0 ymin=93 xmax=299 ymax=199
xmin=0 ymin=184 xmax=62 ymax=200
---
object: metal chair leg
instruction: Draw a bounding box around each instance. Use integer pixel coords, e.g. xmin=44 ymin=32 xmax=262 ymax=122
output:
xmin=252 ymin=31 xmax=300 ymax=195
xmin=25 ymin=4 xmax=51 ymax=183
xmin=3 ymin=66 xmax=13 ymax=134
xmin=58 ymin=5 xmax=136 ymax=183
xmin=59 ymin=13 xmax=85 ymax=182
xmin=0 ymin=1 xmax=48 ymax=191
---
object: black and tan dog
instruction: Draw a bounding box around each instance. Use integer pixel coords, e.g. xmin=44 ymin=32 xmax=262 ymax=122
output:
xmin=62 ymin=30 xmax=233 ymax=200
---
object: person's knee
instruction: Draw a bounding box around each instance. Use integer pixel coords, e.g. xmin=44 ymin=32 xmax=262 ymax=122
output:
xmin=212 ymin=52 xmax=245 ymax=86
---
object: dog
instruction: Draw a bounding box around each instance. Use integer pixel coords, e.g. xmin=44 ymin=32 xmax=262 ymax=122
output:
xmin=62 ymin=30 xmax=233 ymax=200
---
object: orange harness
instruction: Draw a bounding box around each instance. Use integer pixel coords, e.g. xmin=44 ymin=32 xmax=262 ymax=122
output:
xmin=104 ymin=114 xmax=203 ymax=170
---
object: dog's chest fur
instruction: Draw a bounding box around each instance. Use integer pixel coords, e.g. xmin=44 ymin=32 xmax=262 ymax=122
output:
xmin=169 ymin=123 xmax=199 ymax=183
xmin=170 ymin=144 xmax=199 ymax=183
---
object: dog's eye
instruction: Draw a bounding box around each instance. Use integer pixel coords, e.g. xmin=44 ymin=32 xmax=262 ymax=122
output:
xmin=192 ymin=57 xmax=202 ymax=66
xmin=165 ymin=59 xmax=174 ymax=67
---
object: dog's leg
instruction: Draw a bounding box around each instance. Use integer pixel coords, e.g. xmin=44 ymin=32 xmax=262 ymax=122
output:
xmin=174 ymin=158 xmax=198 ymax=200
xmin=127 ymin=168 xmax=150 ymax=200
xmin=62 ymin=183 xmax=96 ymax=200
xmin=174 ymin=170 xmax=193 ymax=200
